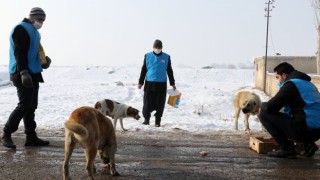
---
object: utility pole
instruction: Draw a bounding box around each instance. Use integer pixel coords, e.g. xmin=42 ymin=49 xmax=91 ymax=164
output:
xmin=310 ymin=0 xmax=320 ymax=74
xmin=263 ymin=0 xmax=275 ymax=92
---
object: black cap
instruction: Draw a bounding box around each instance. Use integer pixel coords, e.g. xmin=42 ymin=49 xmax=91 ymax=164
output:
xmin=153 ymin=39 xmax=163 ymax=49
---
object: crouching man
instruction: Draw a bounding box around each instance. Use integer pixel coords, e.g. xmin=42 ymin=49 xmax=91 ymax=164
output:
xmin=258 ymin=62 xmax=320 ymax=158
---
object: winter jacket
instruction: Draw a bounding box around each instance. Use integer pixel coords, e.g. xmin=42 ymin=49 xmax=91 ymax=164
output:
xmin=138 ymin=51 xmax=175 ymax=92
xmin=265 ymin=70 xmax=320 ymax=129
xmin=9 ymin=18 xmax=44 ymax=83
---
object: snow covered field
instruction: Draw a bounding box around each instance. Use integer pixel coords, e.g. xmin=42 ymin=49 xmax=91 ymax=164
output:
xmin=0 ymin=65 xmax=270 ymax=133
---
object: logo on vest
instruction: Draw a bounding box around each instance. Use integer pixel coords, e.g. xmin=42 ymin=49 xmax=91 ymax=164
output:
xmin=161 ymin=59 xmax=166 ymax=63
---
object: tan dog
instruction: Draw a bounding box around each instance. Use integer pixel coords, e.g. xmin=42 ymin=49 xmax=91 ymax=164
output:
xmin=94 ymin=99 xmax=140 ymax=131
xmin=63 ymin=106 xmax=119 ymax=180
xmin=234 ymin=91 xmax=261 ymax=134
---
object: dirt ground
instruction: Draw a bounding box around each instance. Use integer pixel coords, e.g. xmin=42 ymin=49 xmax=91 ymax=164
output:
xmin=1 ymin=128 xmax=320 ymax=180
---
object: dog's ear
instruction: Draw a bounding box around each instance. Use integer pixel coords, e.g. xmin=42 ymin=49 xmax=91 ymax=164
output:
xmin=94 ymin=102 xmax=101 ymax=110
xmin=127 ymin=107 xmax=138 ymax=115
xmin=127 ymin=107 xmax=133 ymax=114
xmin=243 ymin=100 xmax=248 ymax=106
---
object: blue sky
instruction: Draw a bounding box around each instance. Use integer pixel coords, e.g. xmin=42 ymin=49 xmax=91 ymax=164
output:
xmin=0 ymin=0 xmax=317 ymax=67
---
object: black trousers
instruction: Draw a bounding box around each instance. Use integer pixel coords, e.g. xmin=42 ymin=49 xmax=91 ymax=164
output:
xmin=142 ymin=90 xmax=167 ymax=120
xmin=3 ymin=80 xmax=39 ymax=136
xmin=258 ymin=108 xmax=320 ymax=150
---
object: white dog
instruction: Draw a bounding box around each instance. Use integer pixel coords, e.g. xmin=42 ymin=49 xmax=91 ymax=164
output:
xmin=94 ymin=99 xmax=140 ymax=131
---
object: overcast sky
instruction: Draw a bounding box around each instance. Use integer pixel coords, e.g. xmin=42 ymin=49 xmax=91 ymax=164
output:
xmin=0 ymin=0 xmax=317 ymax=68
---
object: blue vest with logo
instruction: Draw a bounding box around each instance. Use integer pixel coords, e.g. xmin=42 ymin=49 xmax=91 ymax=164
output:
xmin=145 ymin=52 xmax=169 ymax=82
xmin=280 ymin=79 xmax=320 ymax=129
xmin=9 ymin=22 xmax=42 ymax=74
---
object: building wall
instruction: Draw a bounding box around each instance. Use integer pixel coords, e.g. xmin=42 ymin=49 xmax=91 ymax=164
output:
xmin=254 ymin=56 xmax=319 ymax=96
xmin=265 ymin=73 xmax=278 ymax=97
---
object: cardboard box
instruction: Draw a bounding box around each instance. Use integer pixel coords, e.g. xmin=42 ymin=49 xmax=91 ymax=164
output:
xmin=249 ymin=136 xmax=279 ymax=154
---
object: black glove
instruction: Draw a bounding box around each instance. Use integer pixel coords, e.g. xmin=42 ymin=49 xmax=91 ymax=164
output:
xmin=20 ymin=70 xmax=33 ymax=88
xmin=42 ymin=56 xmax=52 ymax=69
xmin=260 ymin=102 xmax=268 ymax=111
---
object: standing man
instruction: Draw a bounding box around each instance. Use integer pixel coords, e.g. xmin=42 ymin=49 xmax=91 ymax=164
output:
xmin=1 ymin=7 xmax=52 ymax=149
xmin=138 ymin=39 xmax=176 ymax=127
xmin=258 ymin=62 xmax=320 ymax=158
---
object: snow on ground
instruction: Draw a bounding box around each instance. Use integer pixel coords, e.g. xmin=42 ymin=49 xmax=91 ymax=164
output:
xmin=0 ymin=65 xmax=270 ymax=133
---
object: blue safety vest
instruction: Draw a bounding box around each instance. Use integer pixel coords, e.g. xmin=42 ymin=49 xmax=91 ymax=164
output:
xmin=281 ymin=79 xmax=320 ymax=129
xmin=9 ymin=22 xmax=42 ymax=74
xmin=145 ymin=52 xmax=169 ymax=82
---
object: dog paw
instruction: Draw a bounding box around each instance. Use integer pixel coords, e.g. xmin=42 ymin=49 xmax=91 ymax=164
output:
xmin=245 ymin=129 xmax=252 ymax=135
xmin=111 ymin=171 xmax=120 ymax=176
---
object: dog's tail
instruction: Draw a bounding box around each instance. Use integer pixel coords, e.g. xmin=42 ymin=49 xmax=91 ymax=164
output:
xmin=65 ymin=120 xmax=88 ymax=139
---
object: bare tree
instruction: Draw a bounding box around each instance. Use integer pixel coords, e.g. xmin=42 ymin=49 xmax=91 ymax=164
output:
xmin=311 ymin=0 xmax=320 ymax=74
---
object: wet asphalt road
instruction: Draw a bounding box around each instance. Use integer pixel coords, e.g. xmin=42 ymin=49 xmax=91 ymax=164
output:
xmin=1 ymin=128 xmax=320 ymax=180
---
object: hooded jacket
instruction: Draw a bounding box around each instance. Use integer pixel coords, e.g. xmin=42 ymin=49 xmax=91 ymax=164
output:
xmin=265 ymin=70 xmax=320 ymax=129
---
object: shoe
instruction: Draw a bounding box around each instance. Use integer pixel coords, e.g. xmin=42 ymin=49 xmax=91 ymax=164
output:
xmin=142 ymin=119 xmax=150 ymax=125
xmin=295 ymin=141 xmax=304 ymax=154
xmin=25 ymin=135 xmax=49 ymax=146
xmin=299 ymin=143 xmax=319 ymax=157
xmin=1 ymin=132 xmax=16 ymax=149
xmin=267 ymin=149 xmax=297 ymax=159
xmin=155 ymin=118 xmax=161 ymax=127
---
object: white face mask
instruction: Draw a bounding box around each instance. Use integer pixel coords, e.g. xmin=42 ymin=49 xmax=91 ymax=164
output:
xmin=33 ymin=21 xmax=43 ymax=29
xmin=153 ymin=48 xmax=162 ymax=54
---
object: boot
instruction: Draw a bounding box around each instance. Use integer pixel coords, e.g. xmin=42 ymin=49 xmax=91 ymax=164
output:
xmin=267 ymin=148 xmax=297 ymax=159
xmin=1 ymin=132 xmax=16 ymax=149
xmin=304 ymin=143 xmax=319 ymax=157
xmin=25 ymin=134 xmax=49 ymax=146
xmin=155 ymin=118 xmax=161 ymax=127
xmin=142 ymin=118 xmax=150 ymax=125
xmin=297 ymin=142 xmax=319 ymax=157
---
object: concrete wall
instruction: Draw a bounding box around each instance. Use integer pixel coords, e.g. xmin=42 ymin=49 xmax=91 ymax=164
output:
xmin=265 ymin=73 xmax=320 ymax=97
xmin=254 ymin=56 xmax=320 ymax=96
xmin=255 ymin=56 xmax=317 ymax=74
xmin=265 ymin=73 xmax=278 ymax=97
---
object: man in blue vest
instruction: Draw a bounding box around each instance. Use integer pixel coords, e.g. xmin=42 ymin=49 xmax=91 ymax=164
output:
xmin=258 ymin=62 xmax=320 ymax=158
xmin=138 ymin=39 xmax=176 ymax=127
xmin=1 ymin=7 xmax=52 ymax=149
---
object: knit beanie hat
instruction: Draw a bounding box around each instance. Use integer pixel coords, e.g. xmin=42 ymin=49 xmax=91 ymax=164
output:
xmin=153 ymin=39 xmax=163 ymax=49
xmin=29 ymin=7 xmax=46 ymax=20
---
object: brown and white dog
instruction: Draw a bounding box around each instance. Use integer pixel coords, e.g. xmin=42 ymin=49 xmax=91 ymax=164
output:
xmin=63 ymin=106 xmax=119 ymax=180
xmin=94 ymin=99 xmax=140 ymax=131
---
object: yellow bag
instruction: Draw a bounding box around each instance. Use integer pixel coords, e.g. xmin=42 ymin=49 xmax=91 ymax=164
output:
xmin=167 ymin=89 xmax=182 ymax=108
xmin=39 ymin=43 xmax=47 ymax=65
